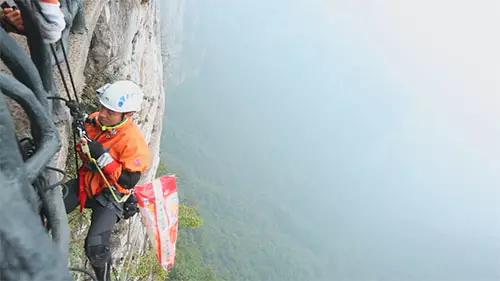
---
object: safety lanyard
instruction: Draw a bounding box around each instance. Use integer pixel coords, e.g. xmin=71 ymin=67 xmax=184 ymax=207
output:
xmin=80 ymin=139 xmax=131 ymax=203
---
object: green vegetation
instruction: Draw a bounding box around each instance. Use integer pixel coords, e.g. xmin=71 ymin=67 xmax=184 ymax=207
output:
xmin=64 ymin=134 xmax=79 ymax=180
xmin=130 ymin=246 xmax=169 ymax=281
xmin=179 ymin=204 xmax=203 ymax=228
xmin=128 ymin=200 xmax=209 ymax=281
xmin=162 ymin=152 xmax=320 ymax=281
xmin=124 ymin=161 xmax=220 ymax=281
xmin=156 ymin=161 xmax=169 ymax=177
xmin=166 ymin=230 xmax=220 ymax=281
xmin=127 ymin=201 xmax=217 ymax=281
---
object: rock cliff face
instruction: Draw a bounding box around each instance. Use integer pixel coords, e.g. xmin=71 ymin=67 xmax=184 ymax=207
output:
xmin=62 ymin=0 xmax=165 ymax=278
xmin=67 ymin=0 xmax=165 ymax=276
xmin=69 ymin=0 xmax=164 ymax=182
xmin=1 ymin=0 xmax=164 ymax=278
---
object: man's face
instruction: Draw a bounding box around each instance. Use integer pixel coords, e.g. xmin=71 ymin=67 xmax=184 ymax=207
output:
xmin=98 ymin=106 xmax=123 ymax=126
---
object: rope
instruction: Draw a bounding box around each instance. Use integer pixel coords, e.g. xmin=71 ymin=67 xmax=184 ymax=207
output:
xmin=80 ymin=140 xmax=131 ymax=203
xmin=60 ymin=41 xmax=79 ymax=103
xmin=49 ymin=43 xmax=80 ymax=178
xmin=49 ymin=44 xmax=73 ymax=102
xmin=60 ymin=181 xmax=69 ymax=199
xmin=46 ymin=96 xmax=68 ymax=102
xmin=44 ymin=166 xmax=66 ymax=190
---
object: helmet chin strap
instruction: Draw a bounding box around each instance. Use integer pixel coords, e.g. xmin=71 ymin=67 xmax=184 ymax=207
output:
xmin=98 ymin=114 xmax=129 ymax=131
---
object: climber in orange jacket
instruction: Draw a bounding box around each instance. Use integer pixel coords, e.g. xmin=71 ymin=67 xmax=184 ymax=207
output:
xmin=64 ymin=80 xmax=151 ymax=281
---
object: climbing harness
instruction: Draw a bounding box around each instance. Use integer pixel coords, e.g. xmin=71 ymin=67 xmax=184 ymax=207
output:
xmin=79 ymin=137 xmax=132 ymax=204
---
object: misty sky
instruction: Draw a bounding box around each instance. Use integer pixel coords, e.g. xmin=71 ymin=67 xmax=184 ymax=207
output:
xmin=161 ymin=1 xmax=500 ymax=280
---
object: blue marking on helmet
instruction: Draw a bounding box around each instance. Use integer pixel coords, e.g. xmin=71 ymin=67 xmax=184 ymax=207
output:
xmin=117 ymin=95 xmax=127 ymax=108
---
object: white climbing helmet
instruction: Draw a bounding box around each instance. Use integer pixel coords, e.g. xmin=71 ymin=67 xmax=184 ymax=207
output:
xmin=96 ymin=80 xmax=144 ymax=113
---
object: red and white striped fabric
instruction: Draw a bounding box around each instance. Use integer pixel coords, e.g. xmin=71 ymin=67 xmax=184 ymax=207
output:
xmin=135 ymin=175 xmax=179 ymax=271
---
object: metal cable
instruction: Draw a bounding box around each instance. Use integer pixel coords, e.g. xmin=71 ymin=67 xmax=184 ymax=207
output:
xmin=49 ymin=44 xmax=72 ymax=102
xmin=60 ymin=41 xmax=80 ymax=103
xmin=44 ymin=166 xmax=67 ymax=190
xmin=49 ymin=44 xmax=81 ymax=178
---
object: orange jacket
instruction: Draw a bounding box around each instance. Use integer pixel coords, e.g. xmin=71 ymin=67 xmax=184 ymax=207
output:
xmin=79 ymin=112 xmax=151 ymax=200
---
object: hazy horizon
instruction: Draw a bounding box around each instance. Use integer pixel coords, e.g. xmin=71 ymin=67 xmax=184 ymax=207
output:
xmin=160 ymin=1 xmax=500 ymax=280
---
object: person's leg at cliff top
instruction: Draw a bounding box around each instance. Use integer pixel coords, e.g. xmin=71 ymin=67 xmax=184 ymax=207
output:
xmin=64 ymin=80 xmax=151 ymax=281
xmin=1 ymin=0 xmax=65 ymax=43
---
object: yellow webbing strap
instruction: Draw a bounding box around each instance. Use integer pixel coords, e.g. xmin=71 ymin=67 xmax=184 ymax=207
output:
xmin=80 ymin=139 xmax=131 ymax=203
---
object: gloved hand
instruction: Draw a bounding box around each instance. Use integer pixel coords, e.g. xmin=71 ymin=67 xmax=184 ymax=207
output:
xmin=85 ymin=140 xmax=120 ymax=175
xmin=87 ymin=140 xmax=105 ymax=159
xmin=123 ymin=194 xmax=139 ymax=219
xmin=66 ymin=100 xmax=82 ymax=117
xmin=1 ymin=7 xmax=24 ymax=33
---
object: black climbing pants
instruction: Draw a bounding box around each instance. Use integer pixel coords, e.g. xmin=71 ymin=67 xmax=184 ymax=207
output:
xmin=64 ymin=179 xmax=121 ymax=281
